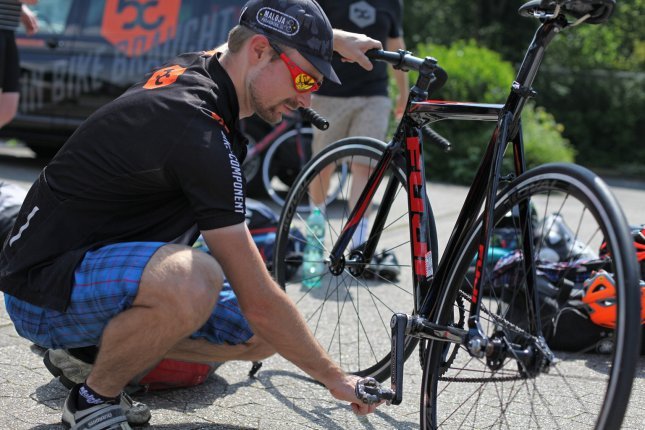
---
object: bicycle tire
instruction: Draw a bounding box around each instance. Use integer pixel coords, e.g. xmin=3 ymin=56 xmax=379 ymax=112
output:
xmin=274 ymin=137 xmax=436 ymax=381
xmin=420 ymin=163 xmax=640 ymax=429
xmin=241 ymin=118 xmax=272 ymax=198
xmin=261 ymin=127 xmax=338 ymax=212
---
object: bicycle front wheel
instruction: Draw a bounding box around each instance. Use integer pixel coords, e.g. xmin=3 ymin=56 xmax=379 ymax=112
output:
xmin=421 ymin=163 xmax=640 ymax=429
xmin=274 ymin=137 xmax=436 ymax=381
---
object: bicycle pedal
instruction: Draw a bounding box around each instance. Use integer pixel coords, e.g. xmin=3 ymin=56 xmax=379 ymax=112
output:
xmin=355 ymin=377 xmax=394 ymax=405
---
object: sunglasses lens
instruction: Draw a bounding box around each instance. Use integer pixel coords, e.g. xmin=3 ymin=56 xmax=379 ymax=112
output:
xmin=294 ymin=73 xmax=317 ymax=92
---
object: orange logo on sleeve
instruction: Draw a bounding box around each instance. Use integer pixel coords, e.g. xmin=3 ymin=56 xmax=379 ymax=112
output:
xmin=143 ymin=65 xmax=186 ymax=89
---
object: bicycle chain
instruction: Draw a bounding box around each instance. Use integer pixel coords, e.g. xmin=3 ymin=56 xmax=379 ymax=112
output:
xmin=459 ymin=289 xmax=538 ymax=343
xmin=437 ymin=290 xmax=540 ymax=383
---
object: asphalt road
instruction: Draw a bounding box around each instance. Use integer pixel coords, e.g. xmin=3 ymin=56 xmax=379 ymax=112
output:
xmin=0 ymin=141 xmax=643 ymax=429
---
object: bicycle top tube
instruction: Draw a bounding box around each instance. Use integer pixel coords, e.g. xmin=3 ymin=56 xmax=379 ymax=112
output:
xmin=409 ymin=101 xmax=503 ymax=123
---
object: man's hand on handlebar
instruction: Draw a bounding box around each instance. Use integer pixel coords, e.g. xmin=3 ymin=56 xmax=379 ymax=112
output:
xmin=332 ymin=29 xmax=382 ymax=72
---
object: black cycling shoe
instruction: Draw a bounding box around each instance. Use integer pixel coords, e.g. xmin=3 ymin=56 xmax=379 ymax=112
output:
xmin=45 ymin=349 xmax=151 ymax=426
xmin=62 ymin=384 xmax=132 ymax=429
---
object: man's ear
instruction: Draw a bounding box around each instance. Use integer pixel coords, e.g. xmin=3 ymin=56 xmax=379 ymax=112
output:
xmin=248 ymin=35 xmax=272 ymax=65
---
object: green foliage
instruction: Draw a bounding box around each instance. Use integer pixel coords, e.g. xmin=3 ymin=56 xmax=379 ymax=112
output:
xmin=534 ymin=0 xmax=645 ymax=174
xmin=402 ymin=0 xmax=537 ymax=64
xmin=520 ymin=103 xmax=575 ymax=167
xmin=411 ymin=41 xmax=572 ymax=184
xmin=412 ymin=40 xmax=514 ymax=102
xmin=402 ymin=0 xmax=644 ymax=179
xmin=535 ymin=69 xmax=644 ymax=172
xmin=544 ymin=0 xmax=645 ymax=71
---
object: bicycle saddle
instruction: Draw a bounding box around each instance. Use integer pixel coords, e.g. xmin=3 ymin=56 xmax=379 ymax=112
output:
xmin=519 ymin=0 xmax=615 ymax=24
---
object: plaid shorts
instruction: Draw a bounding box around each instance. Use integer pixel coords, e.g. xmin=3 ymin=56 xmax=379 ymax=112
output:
xmin=4 ymin=242 xmax=254 ymax=349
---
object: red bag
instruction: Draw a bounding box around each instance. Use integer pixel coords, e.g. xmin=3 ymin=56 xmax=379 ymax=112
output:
xmin=62 ymin=347 xmax=220 ymax=392
xmin=131 ymin=359 xmax=220 ymax=391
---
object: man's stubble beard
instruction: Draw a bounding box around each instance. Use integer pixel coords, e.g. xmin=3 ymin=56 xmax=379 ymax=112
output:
xmin=249 ymin=77 xmax=298 ymax=125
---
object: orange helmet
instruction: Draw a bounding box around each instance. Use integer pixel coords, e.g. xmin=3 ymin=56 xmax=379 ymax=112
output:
xmin=635 ymin=226 xmax=645 ymax=263
xmin=582 ymin=269 xmax=645 ymax=329
xmin=599 ymin=225 xmax=645 ymax=280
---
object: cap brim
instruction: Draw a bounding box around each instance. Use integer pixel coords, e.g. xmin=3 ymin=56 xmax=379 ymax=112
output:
xmin=302 ymin=52 xmax=341 ymax=85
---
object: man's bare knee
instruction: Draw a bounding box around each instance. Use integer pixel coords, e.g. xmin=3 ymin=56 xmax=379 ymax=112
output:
xmin=138 ymin=245 xmax=224 ymax=328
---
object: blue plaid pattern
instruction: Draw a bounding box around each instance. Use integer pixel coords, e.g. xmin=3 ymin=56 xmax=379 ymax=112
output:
xmin=4 ymin=242 xmax=253 ymax=349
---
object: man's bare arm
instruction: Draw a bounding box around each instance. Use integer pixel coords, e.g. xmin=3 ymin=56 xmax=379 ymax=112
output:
xmin=201 ymin=223 xmax=380 ymax=415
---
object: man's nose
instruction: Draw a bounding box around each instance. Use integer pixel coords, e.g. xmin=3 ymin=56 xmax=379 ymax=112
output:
xmin=296 ymin=92 xmax=312 ymax=108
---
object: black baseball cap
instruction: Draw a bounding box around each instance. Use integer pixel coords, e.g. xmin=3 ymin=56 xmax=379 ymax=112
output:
xmin=239 ymin=0 xmax=341 ymax=85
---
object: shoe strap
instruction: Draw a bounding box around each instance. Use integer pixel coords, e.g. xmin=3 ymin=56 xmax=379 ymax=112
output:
xmin=72 ymin=403 xmax=130 ymax=430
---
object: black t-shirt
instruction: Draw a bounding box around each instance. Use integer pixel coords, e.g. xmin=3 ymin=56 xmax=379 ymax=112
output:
xmin=0 ymin=51 xmax=248 ymax=311
xmin=316 ymin=0 xmax=403 ymax=98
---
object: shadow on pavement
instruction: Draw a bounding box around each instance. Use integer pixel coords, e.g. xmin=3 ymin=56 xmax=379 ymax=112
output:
xmin=252 ymin=369 xmax=418 ymax=430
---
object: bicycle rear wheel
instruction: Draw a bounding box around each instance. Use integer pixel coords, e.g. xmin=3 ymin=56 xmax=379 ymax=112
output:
xmin=420 ymin=163 xmax=641 ymax=429
xmin=274 ymin=137 xmax=436 ymax=381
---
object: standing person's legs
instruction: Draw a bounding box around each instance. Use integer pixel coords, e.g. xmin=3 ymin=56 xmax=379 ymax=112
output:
xmin=345 ymin=96 xmax=391 ymax=247
xmin=0 ymin=30 xmax=21 ymax=129
xmin=309 ymin=94 xmax=353 ymax=208
xmin=310 ymin=95 xmax=391 ymax=247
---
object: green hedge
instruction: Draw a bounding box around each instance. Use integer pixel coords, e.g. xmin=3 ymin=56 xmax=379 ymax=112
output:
xmin=534 ymin=69 xmax=645 ymax=177
xmin=406 ymin=40 xmax=573 ymax=184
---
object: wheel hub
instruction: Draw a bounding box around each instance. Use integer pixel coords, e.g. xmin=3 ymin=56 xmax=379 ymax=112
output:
xmin=347 ymin=249 xmax=368 ymax=277
xmin=329 ymin=254 xmax=346 ymax=276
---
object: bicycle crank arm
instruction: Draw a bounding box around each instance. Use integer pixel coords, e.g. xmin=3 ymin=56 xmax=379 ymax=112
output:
xmin=353 ymin=314 xmax=408 ymax=407
xmin=389 ymin=313 xmax=408 ymax=405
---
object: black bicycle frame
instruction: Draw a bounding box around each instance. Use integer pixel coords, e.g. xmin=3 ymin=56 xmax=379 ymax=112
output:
xmin=328 ymin=15 xmax=568 ymax=341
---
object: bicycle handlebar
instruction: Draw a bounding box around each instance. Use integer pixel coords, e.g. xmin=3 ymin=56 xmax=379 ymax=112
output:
xmin=366 ymin=49 xmax=448 ymax=97
xmin=299 ymin=107 xmax=329 ymax=131
xmin=366 ymin=49 xmax=425 ymax=72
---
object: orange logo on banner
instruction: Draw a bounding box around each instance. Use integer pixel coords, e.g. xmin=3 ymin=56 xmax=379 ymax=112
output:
xmin=101 ymin=0 xmax=181 ymax=57
xmin=143 ymin=65 xmax=186 ymax=89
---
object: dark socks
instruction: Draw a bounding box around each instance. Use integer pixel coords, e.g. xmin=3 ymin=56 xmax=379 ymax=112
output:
xmin=76 ymin=383 xmax=118 ymax=410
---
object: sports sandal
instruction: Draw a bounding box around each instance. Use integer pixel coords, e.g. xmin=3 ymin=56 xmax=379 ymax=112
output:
xmin=62 ymin=384 xmax=131 ymax=429
xmin=46 ymin=350 xmax=151 ymax=426
xmin=44 ymin=349 xmax=91 ymax=389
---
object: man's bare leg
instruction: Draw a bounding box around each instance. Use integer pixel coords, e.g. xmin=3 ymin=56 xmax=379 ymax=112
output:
xmin=308 ymin=164 xmax=334 ymax=208
xmin=0 ymin=92 xmax=19 ymax=128
xmin=85 ymin=244 xmax=224 ymax=397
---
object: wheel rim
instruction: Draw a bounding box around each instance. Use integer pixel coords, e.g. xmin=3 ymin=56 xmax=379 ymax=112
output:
xmin=421 ymin=169 xmax=639 ymax=429
xmin=262 ymin=128 xmax=348 ymax=211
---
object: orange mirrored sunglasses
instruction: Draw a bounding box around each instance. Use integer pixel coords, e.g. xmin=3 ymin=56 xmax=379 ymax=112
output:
xmin=269 ymin=41 xmax=321 ymax=93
